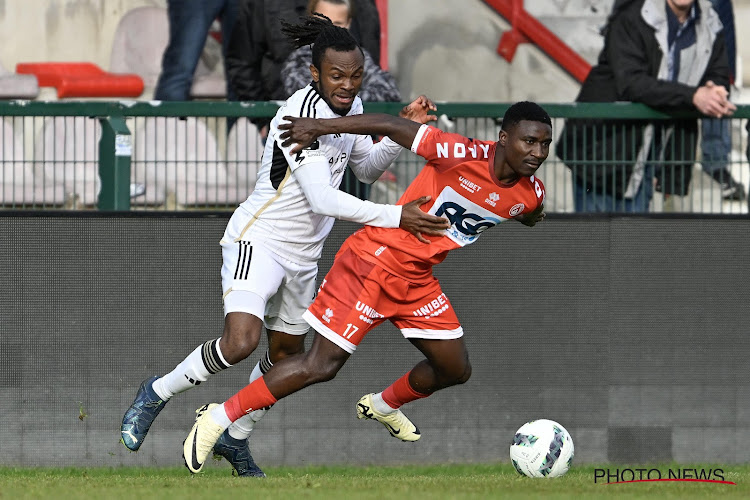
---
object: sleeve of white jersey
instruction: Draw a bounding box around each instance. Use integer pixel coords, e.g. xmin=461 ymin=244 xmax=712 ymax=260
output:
xmin=346 ymin=131 xmax=403 ymax=184
xmin=271 ymin=109 xmax=330 ymax=174
xmin=271 ymin=95 xmax=400 ymax=227
xmin=293 ymin=160 xmax=401 ymax=227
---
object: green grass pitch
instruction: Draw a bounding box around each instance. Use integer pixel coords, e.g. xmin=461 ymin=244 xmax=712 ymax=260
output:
xmin=1 ymin=464 xmax=749 ymax=499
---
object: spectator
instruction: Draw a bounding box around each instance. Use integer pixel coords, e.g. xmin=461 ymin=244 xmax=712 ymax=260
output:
xmin=557 ymin=0 xmax=735 ymax=212
xmin=225 ymin=0 xmax=307 ymax=136
xmin=700 ymin=0 xmax=744 ymax=201
xmin=281 ymin=0 xmax=400 ymax=199
xmin=154 ymin=0 xmax=239 ymax=101
xmin=281 ymin=1 xmax=400 ymax=102
xmin=226 ymin=0 xmax=383 ymax=137
xmin=348 ymin=0 xmax=382 ymax=67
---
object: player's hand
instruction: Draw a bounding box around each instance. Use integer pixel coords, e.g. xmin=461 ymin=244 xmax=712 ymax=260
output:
xmin=279 ymin=116 xmax=322 ymax=154
xmin=399 ymin=196 xmax=450 ymax=244
xmin=398 ymin=95 xmax=438 ymax=125
xmin=514 ymin=203 xmax=545 ymax=227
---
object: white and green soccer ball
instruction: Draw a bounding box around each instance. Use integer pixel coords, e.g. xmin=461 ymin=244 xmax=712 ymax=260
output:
xmin=509 ymin=419 xmax=574 ymax=478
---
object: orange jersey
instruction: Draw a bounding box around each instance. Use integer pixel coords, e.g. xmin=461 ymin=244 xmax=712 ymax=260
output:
xmin=346 ymin=125 xmax=545 ymax=281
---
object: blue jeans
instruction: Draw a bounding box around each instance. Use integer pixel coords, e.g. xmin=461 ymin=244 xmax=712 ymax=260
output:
xmin=700 ymin=118 xmax=731 ymax=174
xmin=154 ymin=0 xmax=238 ymax=101
xmin=573 ymin=165 xmax=654 ymax=212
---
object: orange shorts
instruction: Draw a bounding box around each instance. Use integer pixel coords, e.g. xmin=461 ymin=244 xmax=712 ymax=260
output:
xmin=302 ymin=246 xmax=463 ymax=353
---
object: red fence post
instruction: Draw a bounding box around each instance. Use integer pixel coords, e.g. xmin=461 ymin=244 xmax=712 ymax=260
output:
xmin=375 ymin=0 xmax=389 ymax=70
xmin=484 ymin=0 xmax=591 ymax=83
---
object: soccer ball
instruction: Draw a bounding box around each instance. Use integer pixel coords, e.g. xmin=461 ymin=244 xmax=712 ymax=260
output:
xmin=509 ymin=419 xmax=574 ymax=478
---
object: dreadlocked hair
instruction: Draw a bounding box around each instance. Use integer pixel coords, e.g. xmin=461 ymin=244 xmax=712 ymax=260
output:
xmin=280 ymin=14 xmax=361 ymax=70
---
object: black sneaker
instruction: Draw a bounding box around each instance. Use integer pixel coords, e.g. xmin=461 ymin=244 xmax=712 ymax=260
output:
xmin=121 ymin=376 xmax=167 ymax=451
xmin=213 ymin=430 xmax=266 ymax=477
xmin=711 ymin=169 xmax=746 ymax=201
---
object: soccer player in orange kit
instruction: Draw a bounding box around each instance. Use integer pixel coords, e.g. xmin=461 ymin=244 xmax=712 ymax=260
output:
xmin=183 ymin=100 xmax=550 ymax=473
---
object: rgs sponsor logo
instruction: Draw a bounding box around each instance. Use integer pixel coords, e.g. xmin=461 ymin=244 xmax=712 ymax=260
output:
xmin=436 ymin=202 xmax=496 ymax=236
xmin=594 ymin=468 xmax=732 ymax=485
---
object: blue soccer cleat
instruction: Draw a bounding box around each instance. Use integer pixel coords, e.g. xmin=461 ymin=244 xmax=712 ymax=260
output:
xmin=121 ymin=376 xmax=167 ymax=451
xmin=213 ymin=430 xmax=266 ymax=477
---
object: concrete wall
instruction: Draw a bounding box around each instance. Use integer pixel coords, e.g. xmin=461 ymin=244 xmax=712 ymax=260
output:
xmin=0 ymin=0 xmax=748 ymax=102
xmin=0 ymin=0 xmax=163 ymax=71
xmin=1 ymin=215 xmax=750 ymax=468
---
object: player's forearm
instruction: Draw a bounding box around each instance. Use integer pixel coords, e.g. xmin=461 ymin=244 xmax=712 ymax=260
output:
xmin=294 ymin=161 xmax=402 ymax=227
xmin=350 ymin=137 xmax=403 ymax=184
xmin=315 ymin=114 xmax=421 ymax=149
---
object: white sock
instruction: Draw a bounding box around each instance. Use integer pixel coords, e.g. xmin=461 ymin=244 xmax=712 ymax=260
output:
xmin=371 ymin=392 xmax=397 ymax=414
xmin=248 ymin=361 xmax=264 ymax=383
xmin=227 ymin=354 xmax=273 ymax=440
xmin=227 ymin=408 xmax=268 ymax=440
xmin=210 ymin=403 xmax=232 ymax=429
xmin=152 ymin=339 xmax=231 ymax=400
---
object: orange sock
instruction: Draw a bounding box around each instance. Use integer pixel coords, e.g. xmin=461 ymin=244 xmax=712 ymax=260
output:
xmin=381 ymin=371 xmax=429 ymax=409
xmin=225 ymin=377 xmax=277 ymax=422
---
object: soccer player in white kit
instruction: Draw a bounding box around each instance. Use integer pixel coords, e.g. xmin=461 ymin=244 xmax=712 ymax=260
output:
xmin=120 ymin=14 xmax=450 ymax=477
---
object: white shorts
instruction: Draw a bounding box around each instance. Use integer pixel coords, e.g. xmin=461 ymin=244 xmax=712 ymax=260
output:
xmin=220 ymin=212 xmax=317 ymax=336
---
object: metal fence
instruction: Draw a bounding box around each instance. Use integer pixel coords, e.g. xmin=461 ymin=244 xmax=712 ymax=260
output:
xmin=0 ymin=101 xmax=748 ymax=213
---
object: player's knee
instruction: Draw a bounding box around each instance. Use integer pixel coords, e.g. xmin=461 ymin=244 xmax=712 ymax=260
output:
xmin=231 ymin=339 xmax=260 ymax=363
xmin=312 ymin=362 xmax=340 ymax=383
xmin=221 ymin=313 xmax=263 ymax=363
xmin=440 ymin=359 xmax=472 ymax=387
xmin=302 ymin=356 xmax=342 ymax=384
xmin=219 ymin=334 xmax=260 ymax=364
xmin=268 ymin=338 xmax=305 ymax=362
xmin=455 ymin=361 xmax=472 ymax=385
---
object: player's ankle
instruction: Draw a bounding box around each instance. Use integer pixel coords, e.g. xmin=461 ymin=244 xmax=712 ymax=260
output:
xmin=371 ymin=393 xmax=397 ymax=414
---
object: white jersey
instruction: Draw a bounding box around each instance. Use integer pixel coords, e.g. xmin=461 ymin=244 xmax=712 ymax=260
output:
xmin=235 ymin=84 xmax=400 ymax=265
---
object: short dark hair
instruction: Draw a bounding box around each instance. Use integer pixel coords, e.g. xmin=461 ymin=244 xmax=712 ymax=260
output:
xmin=280 ymin=14 xmax=362 ymax=70
xmin=501 ymin=101 xmax=552 ymax=131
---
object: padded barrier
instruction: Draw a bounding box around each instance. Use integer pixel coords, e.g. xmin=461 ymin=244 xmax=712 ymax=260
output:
xmin=16 ymin=62 xmax=144 ymax=98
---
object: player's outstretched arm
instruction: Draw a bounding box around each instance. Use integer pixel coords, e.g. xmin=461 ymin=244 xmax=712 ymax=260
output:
xmin=514 ymin=204 xmax=546 ymax=227
xmin=346 ymin=95 xmax=438 ymax=185
xmin=279 ymin=94 xmax=436 ymax=153
xmin=293 ymin=162 xmax=449 ymax=241
xmin=279 ymin=113 xmax=423 ymax=154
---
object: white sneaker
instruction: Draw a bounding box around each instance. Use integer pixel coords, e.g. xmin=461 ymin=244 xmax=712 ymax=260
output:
xmin=356 ymin=394 xmax=421 ymax=442
xmin=183 ymin=404 xmax=224 ymax=474
xmin=129 ymin=183 xmax=146 ymax=198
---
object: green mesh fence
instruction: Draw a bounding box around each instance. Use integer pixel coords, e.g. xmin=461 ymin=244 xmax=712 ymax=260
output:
xmin=0 ymin=101 xmax=747 ymax=213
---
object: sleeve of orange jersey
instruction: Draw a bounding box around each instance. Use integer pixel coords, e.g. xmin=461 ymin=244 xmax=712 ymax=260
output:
xmin=411 ymin=125 xmax=492 ymax=171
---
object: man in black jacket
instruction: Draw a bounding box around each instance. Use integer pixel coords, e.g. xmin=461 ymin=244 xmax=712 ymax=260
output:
xmin=557 ymin=0 xmax=736 ymax=212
